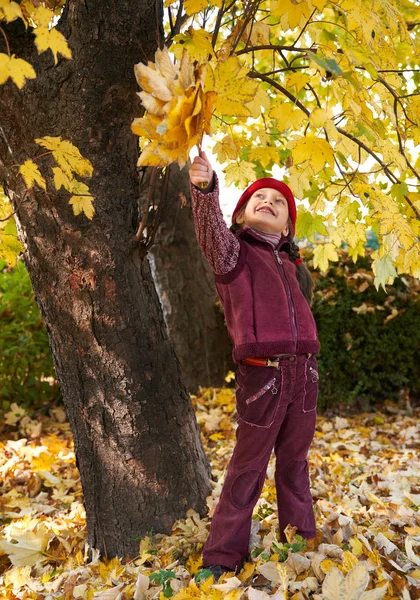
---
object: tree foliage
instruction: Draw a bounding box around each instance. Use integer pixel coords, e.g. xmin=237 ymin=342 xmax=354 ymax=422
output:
xmin=132 ymin=0 xmax=420 ymax=286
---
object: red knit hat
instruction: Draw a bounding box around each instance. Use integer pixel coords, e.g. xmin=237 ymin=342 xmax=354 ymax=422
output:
xmin=231 ymin=178 xmax=297 ymax=232
xmin=231 ymin=178 xmax=302 ymax=264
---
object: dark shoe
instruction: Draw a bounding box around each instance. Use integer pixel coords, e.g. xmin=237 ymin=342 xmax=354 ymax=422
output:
xmin=205 ymin=563 xmax=232 ymax=582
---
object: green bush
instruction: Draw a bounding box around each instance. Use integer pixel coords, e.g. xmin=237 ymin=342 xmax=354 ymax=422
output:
xmin=309 ymin=249 xmax=420 ymax=409
xmin=0 ymin=258 xmax=60 ymax=411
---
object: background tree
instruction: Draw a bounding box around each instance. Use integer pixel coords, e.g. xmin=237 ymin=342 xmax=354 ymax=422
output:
xmin=0 ymin=0 xmax=211 ymax=559
xmin=140 ymin=163 xmax=234 ymax=391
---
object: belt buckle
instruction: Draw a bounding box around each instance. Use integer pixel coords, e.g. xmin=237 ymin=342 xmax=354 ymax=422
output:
xmin=267 ymin=358 xmax=280 ymax=368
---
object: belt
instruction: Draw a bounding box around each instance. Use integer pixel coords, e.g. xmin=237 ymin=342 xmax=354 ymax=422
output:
xmin=242 ymin=353 xmax=313 ymax=368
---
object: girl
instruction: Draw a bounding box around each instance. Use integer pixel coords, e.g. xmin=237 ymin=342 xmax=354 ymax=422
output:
xmin=189 ymin=152 xmax=320 ymax=581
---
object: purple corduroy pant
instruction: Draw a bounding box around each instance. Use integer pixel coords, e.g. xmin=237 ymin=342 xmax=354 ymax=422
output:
xmin=202 ymin=352 xmax=319 ymax=571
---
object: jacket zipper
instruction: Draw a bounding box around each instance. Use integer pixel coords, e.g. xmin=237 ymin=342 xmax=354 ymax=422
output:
xmin=273 ymin=249 xmax=298 ymax=344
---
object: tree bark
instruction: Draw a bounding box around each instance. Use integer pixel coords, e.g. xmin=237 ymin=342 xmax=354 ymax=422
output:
xmin=0 ymin=1 xmax=211 ymax=559
xmin=147 ymin=164 xmax=234 ymax=392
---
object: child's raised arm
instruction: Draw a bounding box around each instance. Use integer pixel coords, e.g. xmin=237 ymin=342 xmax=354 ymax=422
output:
xmin=189 ymin=152 xmax=240 ymax=275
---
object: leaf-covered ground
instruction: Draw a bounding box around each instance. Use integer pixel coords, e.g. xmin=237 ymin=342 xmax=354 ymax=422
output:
xmin=0 ymin=392 xmax=419 ymax=600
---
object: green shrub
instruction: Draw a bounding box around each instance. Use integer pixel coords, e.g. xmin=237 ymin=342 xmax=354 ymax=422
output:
xmin=308 ymin=248 xmax=420 ymax=409
xmin=0 ymin=258 xmax=60 ymax=411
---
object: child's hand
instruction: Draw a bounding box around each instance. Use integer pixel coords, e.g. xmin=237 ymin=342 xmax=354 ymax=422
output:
xmin=189 ymin=151 xmax=214 ymax=191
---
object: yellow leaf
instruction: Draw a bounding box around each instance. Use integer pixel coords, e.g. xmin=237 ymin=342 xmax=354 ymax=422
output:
xmin=241 ymin=21 xmax=270 ymax=46
xmin=371 ymin=253 xmax=397 ymax=291
xmin=18 ymin=159 xmax=46 ymax=190
xmin=35 ymin=136 xmax=93 ymax=178
xmin=223 ymin=161 xmax=256 ymax=188
xmin=30 ymin=5 xmax=54 ymax=27
xmin=173 ymin=28 xmax=213 ymax=63
xmin=186 ymin=552 xmax=202 ymax=575
xmin=270 ymin=0 xmax=312 ymax=29
xmin=52 ymin=166 xmax=72 ymax=191
xmin=342 ymin=550 xmax=359 ymax=572
xmin=184 ymin=0 xmax=207 ymax=15
xmin=0 ymin=528 xmax=49 ymax=567
xmin=32 ymin=451 xmax=56 ymax=472
xmin=237 ymin=562 xmax=255 ymax=583
xmin=310 ymin=107 xmax=330 ymax=128
xmin=213 ymin=136 xmax=239 ymax=163
xmin=204 ymin=56 xmax=259 ymax=118
xmin=403 ymin=245 xmax=420 ymax=277
xmin=0 ymin=53 xmax=36 ymax=89
xmin=4 ymin=402 xmax=26 ymax=425
xmin=284 ymin=71 xmax=311 ymax=93
xmin=34 ymin=26 xmax=72 ymax=65
xmin=4 ymin=566 xmax=32 ymax=590
xmin=0 ymin=0 xmax=25 ymax=23
xmin=69 ymin=192 xmax=95 ymax=220
xmin=248 ymin=146 xmax=280 ymax=169
xmin=0 ymin=217 xmax=23 ymax=266
xmin=245 ymin=85 xmax=271 ymax=119
xmin=291 ymin=136 xmax=334 ymax=173
xmin=349 ymin=538 xmax=364 ymax=557
xmin=313 ymin=243 xmax=339 ymax=272
xmin=269 ymin=102 xmax=307 ymax=131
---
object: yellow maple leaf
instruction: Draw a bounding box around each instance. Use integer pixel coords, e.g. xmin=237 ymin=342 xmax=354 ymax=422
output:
xmin=18 ymin=159 xmax=46 ymax=190
xmin=371 ymin=253 xmax=397 ymax=291
xmin=35 ymin=136 xmax=93 ymax=178
xmin=30 ymin=5 xmax=53 ymax=26
xmin=32 ymin=451 xmax=56 ymax=472
xmin=4 ymin=402 xmax=26 ymax=425
xmin=52 ymin=166 xmax=72 ymax=191
xmin=284 ymin=71 xmax=311 ymax=93
xmin=223 ymin=161 xmax=256 ymax=188
xmin=248 ymin=146 xmax=280 ymax=169
xmin=310 ymin=107 xmax=331 ymax=128
xmin=172 ymin=28 xmax=213 ymax=63
xmin=403 ymin=245 xmax=420 ymax=277
xmin=184 ymin=0 xmax=207 ymax=16
xmin=291 ymin=136 xmax=334 ymax=173
xmin=241 ymin=21 xmax=270 ymax=46
xmin=313 ymin=243 xmax=339 ymax=272
xmin=0 ymin=53 xmax=36 ymax=89
xmin=34 ymin=27 xmax=72 ymax=65
xmin=204 ymin=56 xmax=259 ymax=118
xmin=269 ymin=102 xmax=307 ymax=131
xmin=69 ymin=191 xmax=95 ymax=220
xmin=349 ymin=537 xmax=364 ymax=557
xmin=0 ymin=0 xmax=25 ymax=23
xmin=0 ymin=528 xmax=49 ymax=567
xmin=246 ymin=85 xmax=271 ymax=119
xmin=342 ymin=550 xmax=359 ymax=572
xmin=186 ymin=552 xmax=203 ymax=575
xmin=213 ymin=136 xmax=239 ymax=163
xmin=270 ymin=0 xmax=312 ymax=29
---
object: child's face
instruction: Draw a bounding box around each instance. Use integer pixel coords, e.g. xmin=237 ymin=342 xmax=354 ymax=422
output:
xmin=238 ymin=187 xmax=290 ymax=235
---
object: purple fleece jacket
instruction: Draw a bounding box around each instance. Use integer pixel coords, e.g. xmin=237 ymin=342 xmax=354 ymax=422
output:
xmin=190 ymin=173 xmax=320 ymax=363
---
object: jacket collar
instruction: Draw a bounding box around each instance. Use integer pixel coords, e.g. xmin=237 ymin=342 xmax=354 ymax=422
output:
xmin=236 ymin=227 xmax=292 ymax=252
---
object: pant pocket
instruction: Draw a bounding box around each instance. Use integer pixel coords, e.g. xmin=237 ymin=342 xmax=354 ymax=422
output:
xmin=302 ymin=356 xmax=319 ymax=413
xmin=235 ymin=364 xmax=282 ymax=428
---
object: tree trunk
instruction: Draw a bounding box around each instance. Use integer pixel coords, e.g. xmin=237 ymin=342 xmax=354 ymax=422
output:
xmin=147 ymin=164 xmax=234 ymax=391
xmin=0 ymin=1 xmax=211 ymax=559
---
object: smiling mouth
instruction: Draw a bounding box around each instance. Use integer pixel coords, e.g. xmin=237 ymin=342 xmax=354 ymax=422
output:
xmin=257 ymin=207 xmax=275 ymax=216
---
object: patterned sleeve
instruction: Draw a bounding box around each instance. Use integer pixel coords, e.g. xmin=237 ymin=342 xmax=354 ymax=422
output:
xmin=190 ymin=172 xmax=240 ymax=275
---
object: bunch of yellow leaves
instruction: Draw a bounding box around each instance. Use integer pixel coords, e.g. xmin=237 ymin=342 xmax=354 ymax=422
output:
xmin=131 ymin=47 xmax=216 ymax=168
xmin=131 ymin=45 xmax=260 ymax=168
